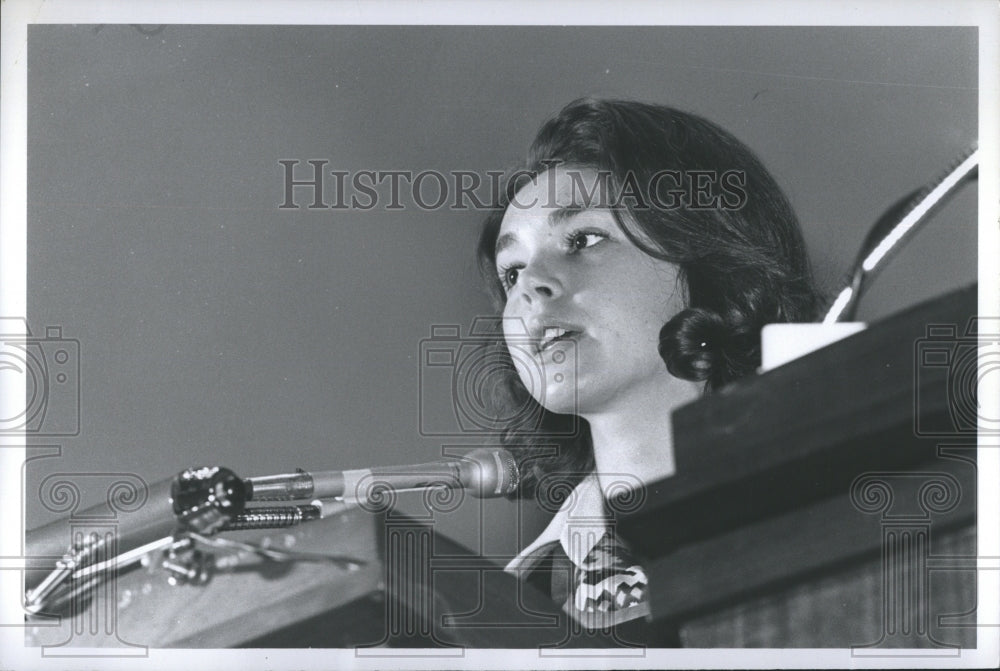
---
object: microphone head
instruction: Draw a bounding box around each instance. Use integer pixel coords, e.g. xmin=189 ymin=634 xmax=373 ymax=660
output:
xmin=457 ymin=448 xmax=520 ymax=498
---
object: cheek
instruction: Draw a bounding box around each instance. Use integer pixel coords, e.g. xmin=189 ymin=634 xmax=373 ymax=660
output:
xmin=585 ymin=279 xmax=684 ymax=351
xmin=621 ymin=264 xmax=685 ymax=325
xmin=585 ymin=289 xmax=673 ymax=337
xmin=500 ymin=315 xmax=540 ymax=390
xmin=500 ymin=303 xmax=530 ymax=341
xmin=504 ymin=341 xmax=550 ymax=406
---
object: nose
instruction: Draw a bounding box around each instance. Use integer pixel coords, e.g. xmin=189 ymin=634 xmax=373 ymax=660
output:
xmin=529 ymin=280 xmax=556 ymax=299
xmin=514 ymin=258 xmax=564 ymax=304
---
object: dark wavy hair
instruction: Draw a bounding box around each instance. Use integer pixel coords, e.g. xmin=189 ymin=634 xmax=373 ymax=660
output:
xmin=476 ymin=98 xmax=819 ymax=501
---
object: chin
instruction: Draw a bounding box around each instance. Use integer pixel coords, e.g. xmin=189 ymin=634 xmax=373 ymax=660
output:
xmin=525 ymin=378 xmax=574 ymax=416
xmin=535 ymin=372 xmax=607 ymax=417
xmin=536 ymin=397 xmax=579 ymax=417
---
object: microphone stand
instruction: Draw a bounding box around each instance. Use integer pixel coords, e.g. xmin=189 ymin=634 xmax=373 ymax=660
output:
xmin=24 ymin=465 xmax=328 ymax=615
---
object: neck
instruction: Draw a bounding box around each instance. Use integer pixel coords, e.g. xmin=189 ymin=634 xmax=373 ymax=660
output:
xmin=584 ymin=377 xmax=701 ymax=497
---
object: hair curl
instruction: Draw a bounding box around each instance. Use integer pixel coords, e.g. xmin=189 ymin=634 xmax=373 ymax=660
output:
xmin=476 ymin=98 xmax=819 ymax=500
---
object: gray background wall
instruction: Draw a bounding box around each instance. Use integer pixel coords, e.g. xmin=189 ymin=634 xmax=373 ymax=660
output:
xmin=26 ymin=25 xmax=977 ymax=554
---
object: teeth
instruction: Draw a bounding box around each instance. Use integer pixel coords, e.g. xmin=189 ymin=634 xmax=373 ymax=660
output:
xmin=540 ymin=327 xmax=571 ymax=350
xmin=544 ymin=327 xmax=568 ymax=341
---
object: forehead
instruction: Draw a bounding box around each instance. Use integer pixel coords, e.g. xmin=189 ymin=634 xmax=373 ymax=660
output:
xmin=496 ymin=168 xmax=609 ymax=247
xmin=507 ymin=166 xmax=604 ymax=213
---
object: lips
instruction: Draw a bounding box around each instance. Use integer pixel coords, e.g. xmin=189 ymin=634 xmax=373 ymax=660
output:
xmin=535 ymin=324 xmax=582 ymax=354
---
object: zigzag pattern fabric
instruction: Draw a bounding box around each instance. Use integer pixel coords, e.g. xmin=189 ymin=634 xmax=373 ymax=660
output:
xmin=572 ymin=531 xmax=648 ymax=614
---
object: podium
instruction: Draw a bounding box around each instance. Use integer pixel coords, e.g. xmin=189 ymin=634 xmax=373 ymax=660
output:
xmin=25 ymin=502 xmax=652 ymax=649
xmin=617 ymin=283 xmax=979 ymax=649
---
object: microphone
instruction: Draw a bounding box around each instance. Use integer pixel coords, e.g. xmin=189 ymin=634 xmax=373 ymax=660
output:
xmin=246 ymin=447 xmax=520 ymax=505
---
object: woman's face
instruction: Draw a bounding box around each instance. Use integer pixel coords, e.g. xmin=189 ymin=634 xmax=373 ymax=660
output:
xmin=495 ymin=167 xmax=687 ymax=416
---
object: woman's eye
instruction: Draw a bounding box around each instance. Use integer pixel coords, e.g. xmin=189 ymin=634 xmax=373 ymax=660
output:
xmin=568 ymin=231 xmax=608 ymax=251
xmin=499 ymin=265 xmax=520 ymax=289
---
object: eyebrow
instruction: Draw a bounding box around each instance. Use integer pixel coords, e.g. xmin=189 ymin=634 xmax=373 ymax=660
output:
xmin=493 ymin=205 xmax=591 ymax=258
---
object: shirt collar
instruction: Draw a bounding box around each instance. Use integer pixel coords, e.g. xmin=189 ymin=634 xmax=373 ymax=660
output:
xmin=505 ymin=473 xmax=610 ymax=575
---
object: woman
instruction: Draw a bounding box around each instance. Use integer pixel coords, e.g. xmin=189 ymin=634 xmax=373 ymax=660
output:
xmin=476 ymin=99 xmax=819 ymax=638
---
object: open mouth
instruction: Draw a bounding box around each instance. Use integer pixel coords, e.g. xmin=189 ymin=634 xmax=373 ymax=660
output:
xmin=537 ymin=326 xmax=580 ymax=353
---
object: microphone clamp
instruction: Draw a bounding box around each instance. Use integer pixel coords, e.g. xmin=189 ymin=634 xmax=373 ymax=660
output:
xmin=171 ymin=466 xmax=249 ymax=535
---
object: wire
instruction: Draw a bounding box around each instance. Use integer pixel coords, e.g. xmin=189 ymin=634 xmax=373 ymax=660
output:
xmin=71 ymin=535 xmax=177 ymax=580
xmin=822 ymin=146 xmax=978 ymax=323
xmin=185 ymin=532 xmax=366 ymax=571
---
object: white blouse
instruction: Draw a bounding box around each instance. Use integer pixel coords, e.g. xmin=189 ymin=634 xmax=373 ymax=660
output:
xmin=505 ymin=473 xmax=650 ymax=626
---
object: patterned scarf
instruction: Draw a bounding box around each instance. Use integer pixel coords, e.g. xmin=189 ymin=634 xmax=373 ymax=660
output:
xmin=571 ymin=530 xmax=648 ymax=618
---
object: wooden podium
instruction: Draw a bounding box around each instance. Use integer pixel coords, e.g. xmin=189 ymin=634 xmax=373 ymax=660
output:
xmin=25 ymin=502 xmax=642 ymax=650
xmin=617 ymin=283 xmax=979 ymax=649
xmin=25 ymin=285 xmax=981 ymax=649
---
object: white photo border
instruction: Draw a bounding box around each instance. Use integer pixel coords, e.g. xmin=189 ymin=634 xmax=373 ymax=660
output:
xmin=1 ymin=1 xmax=997 ymax=669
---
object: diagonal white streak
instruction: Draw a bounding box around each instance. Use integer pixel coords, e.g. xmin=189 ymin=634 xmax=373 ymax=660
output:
xmin=862 ymin=149 xmax=980 ymax=273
